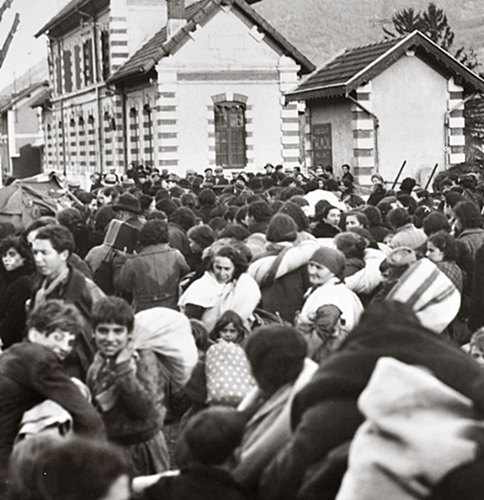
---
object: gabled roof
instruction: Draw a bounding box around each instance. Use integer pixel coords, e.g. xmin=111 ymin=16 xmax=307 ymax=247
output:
xmin=0 ymin=81 xmax=49 ymax=113
xmin=286 ymin=30 xmax=484 ymax=102
xmin=35 ymin=0 xmax=109 ymax=38
xmin=109 ymin=0 xmax=314 ymax=84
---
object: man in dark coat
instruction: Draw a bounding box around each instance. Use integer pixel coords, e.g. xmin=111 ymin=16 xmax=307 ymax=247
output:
xmin=0 ymin=300 xmax=105 ymax=495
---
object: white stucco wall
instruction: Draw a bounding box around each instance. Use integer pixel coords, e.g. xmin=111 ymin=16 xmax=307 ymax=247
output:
xmin=372 ymin=54 xmax=448 ymax=185
xmin=156 ymin=4 xmax=297 ymax=173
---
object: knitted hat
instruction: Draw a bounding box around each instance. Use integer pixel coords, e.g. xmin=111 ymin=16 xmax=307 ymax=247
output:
xmin=246 ymin=325 xmax=307 ymax=392
xmin=386 ymin=247 xmax=417 ymax=268
xmin=310 ymin=247 xmax=346 ymax=278
xmin=266 ymin=213 xmax=298 ymax=243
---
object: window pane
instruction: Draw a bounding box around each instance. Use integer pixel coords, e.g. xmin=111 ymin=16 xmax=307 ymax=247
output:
xmin=214 ymin=102 xmax=246 ymax=168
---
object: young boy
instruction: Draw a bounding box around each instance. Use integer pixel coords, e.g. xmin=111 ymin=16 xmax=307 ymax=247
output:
xmin=138 ymin=407 xmax=249 ymax=500
xmin=0 ymin=300 xmax=104 ymax=494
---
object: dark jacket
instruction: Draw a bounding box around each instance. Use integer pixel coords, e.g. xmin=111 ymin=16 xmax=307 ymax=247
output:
xmin=311 ymin=222 xmax=340 ymax=238
xmin=144 ymin=465 xmax=248 ymax=500
xmin=87 ymin=350 xmax=166 ymax=444
xmin=117 ymin=244 xmax=189 ymax=312
xmin=260 ymin=316 xmax=484 ymax=500
xmin=0 ymin=267 xmax=32 ymax=348
xmin=0 ymin=343 xmax=104 ymax=492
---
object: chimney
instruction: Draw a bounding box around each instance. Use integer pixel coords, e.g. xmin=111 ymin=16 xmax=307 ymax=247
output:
xmin=167 ymin=0 xmax=186 ymax=39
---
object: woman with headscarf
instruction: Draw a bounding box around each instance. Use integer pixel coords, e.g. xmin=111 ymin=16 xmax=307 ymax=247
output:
xmin=296 ymin=247 xmax=363 ymax=336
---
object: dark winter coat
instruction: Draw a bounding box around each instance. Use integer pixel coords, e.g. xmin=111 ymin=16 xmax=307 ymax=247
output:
xmin=259 ymin=316 xmax=484 ymax=500
xmin=117 ymin=244 xmax=189 ymax=312
xmin=0 ymin=343 xmax=104 ymax=493
xmin=0 ymin=267 xmax=32 ymax=348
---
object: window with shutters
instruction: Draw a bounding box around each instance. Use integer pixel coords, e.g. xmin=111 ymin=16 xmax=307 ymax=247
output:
xmin=100 ymin=29 xmax=110 ymax=81
xmin=74 ymin=45 xmax=82 ymax=89
xmin=83 ymin=39 xmax=94 ymax=85
xmin=214 ymin=102 xmax=246 ymax=168
xmin=63 ymin=49 xmax=73 ymax=93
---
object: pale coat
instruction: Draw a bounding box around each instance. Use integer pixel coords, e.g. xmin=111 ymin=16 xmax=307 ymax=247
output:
xmin=337 ymin=357 xmax=484 ymax=500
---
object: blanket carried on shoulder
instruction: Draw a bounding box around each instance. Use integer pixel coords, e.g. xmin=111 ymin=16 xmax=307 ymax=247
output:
xmin=337 ymin=357 xmax=484 ymax=500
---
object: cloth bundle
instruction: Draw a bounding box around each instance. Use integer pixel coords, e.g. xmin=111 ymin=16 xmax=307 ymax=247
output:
xmin=337 ymin=357 xmax=484 ymax=500
xmin=206 ymin=340 xmax=255 ymax=407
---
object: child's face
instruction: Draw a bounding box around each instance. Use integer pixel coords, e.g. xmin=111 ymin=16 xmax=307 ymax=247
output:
xmin=220 ymin=322 xmax=239 ymax=343
xmin=471 ymin=347 xmax=484 ymax=367
xmin=426 ymin=241 xmax=444 ymax=264
xmin=95 ymin=323 xmax=130 ymax=358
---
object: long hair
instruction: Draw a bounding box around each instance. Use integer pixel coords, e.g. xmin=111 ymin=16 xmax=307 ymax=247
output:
xmin=209 ymin=310 xmax=248 ymax=343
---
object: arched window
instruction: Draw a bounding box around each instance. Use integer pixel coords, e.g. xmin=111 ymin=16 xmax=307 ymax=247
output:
xmin=129 ymin=107 xmax=139 ymax=164
xmin=143 ymin=104 xmax=153 ymax=168
xmin=214 ymin=101 xmax=246 ymax=168
xmin=87 ymin=115 xmax=96 ymax=170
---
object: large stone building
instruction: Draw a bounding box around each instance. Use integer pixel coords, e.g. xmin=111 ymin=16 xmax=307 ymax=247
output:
xmin=35 ymin=0 xmax=313 ymax=182
xmin=286 ymin=31 xmax=484 ymax=186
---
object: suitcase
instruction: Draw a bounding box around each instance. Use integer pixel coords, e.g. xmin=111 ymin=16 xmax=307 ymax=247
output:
xmin=103 ymin=219 xmax=140 ymax=253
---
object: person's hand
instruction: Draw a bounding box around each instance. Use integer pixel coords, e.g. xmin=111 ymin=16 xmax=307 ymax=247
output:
xmin=115 ymin=340 xmax=136 ymax=365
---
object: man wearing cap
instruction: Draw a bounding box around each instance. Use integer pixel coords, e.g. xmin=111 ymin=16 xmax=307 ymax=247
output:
xmin=113 ymin=193 xmax=145 ymax=231
xmin=213 ymin=166 xmax=229 ymax=186
xmin=296 ymin=247 xmax=363 ymax=335
xmin=204 ymin=167 xmax=214 ymax=184
xmin=263 ymin=163 xmax=275 ymax=177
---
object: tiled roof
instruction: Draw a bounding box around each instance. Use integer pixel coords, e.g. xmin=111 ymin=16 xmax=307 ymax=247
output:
xmin=109 ymin=0 xmax=314 ymax=83
xmin=35 ymin=0 xmax=88 ymax=37
xmin=286 ymin=30 xmax=484 ymax=101
xmin=109 ymin=0 xmax=209 ymax=83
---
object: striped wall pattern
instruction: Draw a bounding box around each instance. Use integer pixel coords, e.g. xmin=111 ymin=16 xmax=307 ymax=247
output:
xmin=447 ymin=77 xmax=465 ymax=166
xmin=279 ymin=58 xmax=300 ymax=168
xmin=156 ymin=70 xmax=179 ymax=168
xmin=45 ymin=122 xmax=54 ymax=170
xmin=78 ymin=117 xmax=87 ymax=168
xmin=104 ymin=112 xmax=113 ymax=167
xmin=142 ymin=105 xmax=154 ymax=168
xmin=129 ymin=107 xmax=139 ymax=165
xmin=304 ymin=106 xmax=312 ymax=169
xmin=113 ymin=95 xmax=125 ymax=168
xmin=352 ymin=82 xmax=375 ymax=185
xmin=109 ymin=16 xmax=130 ymax=72
xmin=87 ymin=115 xmax=97 ymax=171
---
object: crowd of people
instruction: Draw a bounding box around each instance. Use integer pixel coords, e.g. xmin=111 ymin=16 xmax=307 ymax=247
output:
xmin=1 ymin=161 xmax=484 ymax=499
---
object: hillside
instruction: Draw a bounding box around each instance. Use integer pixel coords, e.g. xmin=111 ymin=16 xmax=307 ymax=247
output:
xmin=253 ymin=0 xmax=484 ymax=70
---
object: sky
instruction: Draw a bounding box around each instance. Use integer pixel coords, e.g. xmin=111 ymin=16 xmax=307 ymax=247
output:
xmin=0 ymin=0 xmax=71 ymax=90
